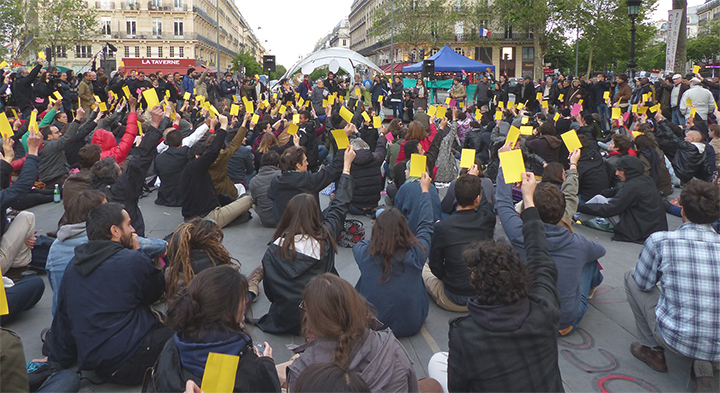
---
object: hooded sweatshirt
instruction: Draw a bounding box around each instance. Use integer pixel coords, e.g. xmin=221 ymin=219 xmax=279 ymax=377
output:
xmin=47 ymin=223 xmax=88 ymax=316
xmin=525 ymin=134 xmax=563 ymax=174
xmin=49 ymin=240 xmax=165 ymax=371
xmin=91 ymin=112 xmax=138 ymax=164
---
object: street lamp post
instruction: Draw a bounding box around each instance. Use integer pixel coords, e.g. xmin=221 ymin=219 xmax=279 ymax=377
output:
xmin=626 ymin=0 xmax=641 ymax=80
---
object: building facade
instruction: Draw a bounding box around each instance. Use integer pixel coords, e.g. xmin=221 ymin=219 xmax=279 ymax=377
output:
xmin=52 ymin=0 xmax=264 ymax=73
xmin=313 ymin=19 xmax=351 ymax=52
xmin=348 ymin=0 xmax=538 ymax=78
xmin=697 ymin=0 xmax=720 ymax=25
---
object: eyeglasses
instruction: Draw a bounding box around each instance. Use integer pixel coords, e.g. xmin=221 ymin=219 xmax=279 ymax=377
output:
xmin=298 ymin=300 xmax=306 ymax=311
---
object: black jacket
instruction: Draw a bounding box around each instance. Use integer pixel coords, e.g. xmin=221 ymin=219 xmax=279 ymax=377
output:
xmin=576 ymin=147 xmax=610 ymax=201
xmin=429 ymin=198 xmax=495 ymax=297
xmin=577 ymin=155 xmax=668 ymax=243
xmin=258 ymin=174 xmax=354 ymax=335
xmin=448 ymin=208 xmax=563 ymax=392
xmin=298 ymin=121 xmax=319 ymax=172
xmin=267 ymin=150 xmax=344 ymax=225
xmin=12 ymin=64 xmax=42 ymax=111
xmin=464 ymin=126 xmax=492 ymax=165
xmin=0 ymin=155 xmax=39 ymax=236
xmin=349 ymin=135 xmax=387 ymax=209
xmin=155 ymin=146 xmax=190 ymax=207
xmin=181 ymin=128 xmax=227 ymax=219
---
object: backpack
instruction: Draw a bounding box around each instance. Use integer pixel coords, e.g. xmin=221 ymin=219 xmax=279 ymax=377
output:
xmin=337 ymin=219 xmax=365 ymax=248
xmin=434 ymin=124 xmax=460 ymax=183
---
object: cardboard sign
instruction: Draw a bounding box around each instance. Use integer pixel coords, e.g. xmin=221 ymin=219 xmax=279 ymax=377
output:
xmin=516 ymin=102 xmax=524 ymax=110
xmin=650 ymin=104 xmax=661 ymax=113
xmin=499 ymin=149 xmax=525 ymax=184
xmin=245 ymin=101 xmax=254 ymax=114
xmin=553 ymin=112 xmax=560 ymax=122
xmin=201 ymin=352 xmax=240 ymax=393
xmin=498 ymin=101 xmax=504 ymax=109
xmin=331 ymin=129 xmax=349 ymax=149
xmin=93 ymin=95 xmax=101 ymax=103
xmin=409 ymin=154 xmax=426 ymax=177
xmin=632 ymin=104 xmax=638 ymax=113
xmin=505 ymin=126 xmax=520 ymax=148
xmin=638 ymin=106 xmax=649 ymax=114
xmin=373 ymin=116 xmax=382 ymax=128
xmin=460 ymin=148 xmax=475 ymax=168
xmin=560 ymin=130 xmax=582 ymax=151
xmin=298 ymin=98 xmax=305 ymax=107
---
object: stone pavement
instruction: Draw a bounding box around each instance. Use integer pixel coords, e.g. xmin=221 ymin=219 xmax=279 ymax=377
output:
xmin=7 ymin=184 xmax=711 ymax=392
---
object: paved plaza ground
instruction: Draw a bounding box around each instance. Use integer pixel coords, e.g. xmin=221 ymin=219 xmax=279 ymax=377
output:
xmin=7 ymin=172 xmax=717 ymax=392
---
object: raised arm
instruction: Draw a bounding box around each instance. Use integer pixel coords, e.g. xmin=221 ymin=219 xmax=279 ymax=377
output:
xmin=323 ymin=146 xmax=356 ymax=239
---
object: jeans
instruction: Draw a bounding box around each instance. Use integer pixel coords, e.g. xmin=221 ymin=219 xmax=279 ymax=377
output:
xmin=392 ymin=101 xmax=402 ymax=119
xmin=317 ymin=144 xmax=329 ymax=165
xmin=37 ymin=370 xmax=81 ymax=393
xmin=597 ymin=104 xmax=610 ymax=132
xmin=372 ymin=101 xmax=381 ymax=116
xmin=1 ymin=276 xmax=45 ymax=324
xmin=672 ymin=108 xmax=686 ymax=126
xmin=571 ymin=262 xmax=603 ymax=328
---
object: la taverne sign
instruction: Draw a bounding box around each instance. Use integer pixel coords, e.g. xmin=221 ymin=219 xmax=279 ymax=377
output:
xmin=121 ymin=58 xmax=197 ymax=68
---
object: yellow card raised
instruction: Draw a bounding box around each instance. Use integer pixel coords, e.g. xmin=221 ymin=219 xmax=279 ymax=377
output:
xmin=339 ymin=106 xmax=354 ymax=123
xmin=0 ymin=61 xmax=7 ymax=69
xmin=516 ymin=102 xmax=524 ymax=110
xmin=541 ymin=100 xmax=548 ymax=109
xmin=165 ymin=90 xmax=170 ymax=98
xmin=122 ymin=86 xmax=131 ymax=98
xmin=331 ymin=129 xmax=349 ymax=149
xmin=445 ymin=97 xmax=451 ymax=105
xmin=0 ymin=282 xmax=8 ymax=316
xmin=0 ymin=113 xmax=13 ymax=138
xmin=506 ymin=126 xmax=520 ymax=148
xmin=120 ymin=60 xmax=125 ymax=68
xmin=498 ymin=101 xmax=504 ymax=109
xmin=690 ymin=107 xmax=697 ymax=119
xmin=637 ymin=105 xmax=648 ymax=114
xmin=278 ymin=105 xmax=287 ymax=114
xmin=328 ymin=94 xmax=335 ymax=105
xmin=137 ymin=121 xmax=143 ymax=135
xmin=201 ymin=352 xmax=240 ymax=393
xmin=251 ymin=114 xmax=260 ymax=124
xmin=361 ymin=112 xmax=371 ymax=122
xmin=460 ymin=148 xmax=475 ymax=168
xmin=632 ymin=104 xmax=638 ymax=113
xmin=209 ymin=105 xmax=220 ymax=117
xmin=29 ymin=111 xmax=38 ymax=133
xmin=560 ymin=130 xmax=582 ymax=151
xmin=53 ymin=91 xmax=63 ymax=101
xmin=693 ymin=65 xmax=700 ymax=74
xmin=521 ymin=117 xmax=529 ymax=125
xmin=553 ymin=112 xmax=560 ymax=122
xmin=603 ymin=91 xmax=610 ymax=100
xmin=293 ymin=114 xmax=300 ymax=124
xmin=142 ymin=89 xmax=160 ymax=109
xmin=263 ymin=100 xmax=270 ymax=108
xmin=245 ymin=101 xmax=254 ymax=114
xmin=612 ymin=107 xmax=621 ymax=120
xmin=286 ymin=123 xmax=299 ymax=135
xmin=650 ymin=104 xmax=661 ymax=113
xmin=494 ymin=111 xmax=502 ymax=120
xmin=427 ymin=106 xmax=437 ymax=116
xmin=409 ymin=154 xmax=427 ymax=177
xmin=323 ymin=99 xmax=328 ymax=107
xmin=38 ymin=51 xmax=45 ymax=59
xmin=499 ymin=149 xmax=525 ymax=184
xmin=11 ymin=109 xmax=18 ymax=120
xmin=436 ymin=106 xmax=447 ymax=119
xmin=632 ymin=131 xmax=643 ymax=139
xmin=378 ymin=95 xmax=383 ymax=102
xmin=519 ymin=125 xmax=533 ymax=135
xmin=98 ymin=102 xmax=107 ymax=112
xmin=578 ymin=99 xmax=584 ymax=105
xmin=642 ymin=94 xmax=649 ymax=102
xmin=686 ymin=99 xmax=692 ymax=107
xmin=93 ymin=95 xmax=101 ymax=103
xmin=229 ymin=104 xmax=239 ymax=116
xmin=298 ymin=98 xmax=305 ymax=107
xmin=373 ymin=116 xmax=382 ymax=128
xmin=355 ymin=88 xmax=361 ymax=96
xmin=232 ymin=95 xmax=238 ymax=102
xmin=558 ymin=94 xmax=564 ymax=101
xmin=536 ymin=92 xmax=543 ymax=101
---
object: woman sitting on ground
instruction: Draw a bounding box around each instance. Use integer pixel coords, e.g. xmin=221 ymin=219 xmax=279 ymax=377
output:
xmin=353 ymin=173 xmax=434 ymax=337
xmin=256 ymin=147 xmax=356 ymax=335
xmin=285 ymin=273 xmax=419 ymax=392
xmin=151 ymin=265 xmax=281 ymax=392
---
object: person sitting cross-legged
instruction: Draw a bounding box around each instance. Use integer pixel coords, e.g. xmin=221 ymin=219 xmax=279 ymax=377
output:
xmin=625 ymin=180 xmax=720 ymax=392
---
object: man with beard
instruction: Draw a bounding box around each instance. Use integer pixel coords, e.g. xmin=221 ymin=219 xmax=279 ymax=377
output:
xmin=47 ymin=202 xmax=171 ymax=385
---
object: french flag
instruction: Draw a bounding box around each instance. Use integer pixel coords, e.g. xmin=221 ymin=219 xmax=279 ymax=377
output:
xmin=479 ymin=28 xmax=491 ymax=37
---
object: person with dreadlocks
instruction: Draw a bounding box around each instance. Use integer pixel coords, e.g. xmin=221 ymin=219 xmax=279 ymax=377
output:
xmin=165 ymin=217 xmax=253 ymax=300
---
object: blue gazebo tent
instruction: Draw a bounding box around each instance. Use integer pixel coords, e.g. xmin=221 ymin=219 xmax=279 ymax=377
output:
xmin=403 ymin=45 xmax=495 ymax=73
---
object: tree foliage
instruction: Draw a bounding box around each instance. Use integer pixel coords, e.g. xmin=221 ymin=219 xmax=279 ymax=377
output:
xmin=0 ymin=0 xmax=26 ymax=59
xmin=268 ymin=65 xmax=287 ymax=80
xmin=33 ymin=0 xmax=98 ymax=61
xmin=370 ymin=0 xmax=455 ymax=56
xmin=231 ymin=50 xmax=262 ymax=76
xmin=687 ymin=20 xmax=720 ymax=64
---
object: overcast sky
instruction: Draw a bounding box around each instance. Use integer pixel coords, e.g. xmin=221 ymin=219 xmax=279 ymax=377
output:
xmin=239 ymin=0 xmax=707 ymax=67
xmin=239 ymin=0 xmax=354 ymax=68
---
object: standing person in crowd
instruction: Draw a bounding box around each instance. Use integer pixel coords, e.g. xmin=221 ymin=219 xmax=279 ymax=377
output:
xmin=625 ymin=180 xmax=720 ymax=392
xmin=369 ymin=75 xmax=386 ymax=116
xmin=670 ymin=74 xmax=689 ymax=126
xmin=449 ymin=77 xmax=466 ymax=108
xmin=680 ymin=77 xmax=716 ymax=122
xmin=219 ymin=73 xmax=237 ymax=103
xmin=256 ymin=147 xmax=356 ymax=335
xmin=12 ymin=59 xmax=43 ymax=119
xmin=297 ymin=74 xmax=312 ymax=102
xmin=354 ymin=173 xmax=433 ymax=337
xmin=413 ymin=79 xmax=428 ymax=111
xmin=390 ymin=76 xmax=404 ymax=120
xmin=473 ymin=75 xmax=492 ymax=110
xmin=613 ymin=73 xmax=632 ymax=113
xmin=429 ymin=171 xmax=563 ymax=393
xmin=78 ymin=72 xmax=95 ymax=116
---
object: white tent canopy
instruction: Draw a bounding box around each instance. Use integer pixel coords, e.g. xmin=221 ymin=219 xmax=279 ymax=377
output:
xmin=281 ymin=48 xmax=384 ymax=81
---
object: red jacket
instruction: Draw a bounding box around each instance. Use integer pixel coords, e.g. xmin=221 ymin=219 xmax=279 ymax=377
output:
xmin=91 ymin=112 xmax=138 ymax=164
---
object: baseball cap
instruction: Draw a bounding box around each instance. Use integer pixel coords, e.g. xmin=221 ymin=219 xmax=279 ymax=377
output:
xmin=672 ymin=74 xmax=682 ymax=80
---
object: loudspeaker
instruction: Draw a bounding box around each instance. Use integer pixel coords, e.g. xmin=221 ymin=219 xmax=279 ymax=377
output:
xmin=45 ymin=48 xmax=52 ymax=64
xmin=422 ymin=59 xmax=435 ymax=77
xmin=263 ymin=55 xmax=276 ymax=73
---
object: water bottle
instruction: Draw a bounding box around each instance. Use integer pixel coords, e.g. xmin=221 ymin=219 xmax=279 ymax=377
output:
xmin=53 ymin=185 xmax=60 ymax=203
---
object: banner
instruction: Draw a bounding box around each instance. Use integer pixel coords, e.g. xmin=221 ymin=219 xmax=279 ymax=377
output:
xmin=665 ymin=9 xmax=683 ymax=73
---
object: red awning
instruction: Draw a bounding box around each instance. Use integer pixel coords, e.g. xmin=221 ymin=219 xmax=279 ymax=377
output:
xmin=380 ymin=62 xmax=412 ymax=73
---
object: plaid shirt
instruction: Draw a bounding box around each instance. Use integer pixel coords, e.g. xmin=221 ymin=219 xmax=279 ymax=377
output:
xmin=633 ymin=223 xmax=720 ymax=361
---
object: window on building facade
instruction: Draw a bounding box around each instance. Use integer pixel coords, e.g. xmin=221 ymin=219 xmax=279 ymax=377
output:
xmin=125 ymin=46 xmax=130 ymax=58
xmin=135 ymin=46 xmax=140 ymax=57
xmin=102 ymin=46 xmax=115 ymax=58
xmin=343 ymin=39 xmax=346 ymax=46
xmin=169 ymin=46 xmax=175 ymax=57
xmin=150 ymin=0 xmax=160 ymax=8
xmin=147 ymin=46 xmax=152 ymax=57
xmin=158 ymin=46 xmax=163 ymax=57
xmin=102 ymin=19 xmax=111 ymax=35
xmin=127 ymin=20 xmax=136 ymax=36
xmin=75 ymin=45 xmax=92 ymax=58
xmin=152 ymin=18 xmax=162 ymax=36
xmin=179 ymin=47 xmax=184 ymax=57
xmin=522 ymin=46 xmax=534 ymax=62
xmin=504 ymin=25 xmax=513 ymax=39
xmin=174 ymin=19 xmax=184 ymax=36
xmin=53 ymin=45 xmax=67 ymax=58
xmin=174 ymin=0 xmax=183 ymax=8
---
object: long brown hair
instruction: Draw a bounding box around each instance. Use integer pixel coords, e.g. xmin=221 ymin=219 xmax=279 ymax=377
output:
xmin=166 ymin=218 xmax=237 ymax=297
xmin=258 ymin=132 xmax=278 ymax=153
xmin=272 ymin=194 xmax=336 ymax=260
xmin=302 ymin=274 xmax=374 ymax=367
xmin=405 ymin=121 xmax=427 ymax=141
xmin=368 ymin=208 xmax=422 ymax=282
xmin=64 ymin=190 xmax=107 ymax=224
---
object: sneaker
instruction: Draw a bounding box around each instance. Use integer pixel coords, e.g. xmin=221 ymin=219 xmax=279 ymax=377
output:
xmin=247 ymin=265 xmax=264 ymax=303
xmin=588 ymin=286 xmax=599 ymax=299
xmin=691 ymin=360 xmax=716 ymax=393
xmin=630 ymin=342 xmax=668 ymax=372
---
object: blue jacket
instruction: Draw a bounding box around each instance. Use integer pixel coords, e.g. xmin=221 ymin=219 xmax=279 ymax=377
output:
xmin=49 ymin=241 xmax=165 ymax=371
xmin=496 ymin=170 xmax=606 ymax=329
xmin=394 ymin=181 xmax=442 ymax=235
xmin=183 ymin=74 xmax=195 ymax=94
xmin=354 ymin=191 xmax=433 ymax=337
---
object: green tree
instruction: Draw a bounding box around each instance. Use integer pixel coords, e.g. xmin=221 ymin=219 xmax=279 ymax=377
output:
xmin=231 ymin=50 xmax=262 ymax=76
xmin=268 ymin=64 xmax=287 ymax=80
xmin=0 ymin=0 xmax=26 ymax=59
xmin=687 ymin=20 xmax=720 ymax=64
xmin=32 ymin=0 xmax=98 ymax=63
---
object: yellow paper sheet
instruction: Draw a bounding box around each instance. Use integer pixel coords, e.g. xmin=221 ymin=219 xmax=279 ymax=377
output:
xmin=29 ymin=111 xmax=38 ymax=133
xmin=499 ymin=149 xmax=525 ymax=184
xmin=137 ymin=121 xmax=143 ymax=136
xmin=541 ymin=100 xmax=548 ymax=109
xmin=53 ymin=91 xmax=63 ymax=101
xmin=245 ymin=101 xmax=254 ymax=114
xmin=98 ymin=102 xmax=107 ymax=112
xmin=0 ymin=61 xmax=7 ymax=69
xmin=331 ymin=129 xmax=349 ymax=149
xmin=362 ymin=112 xmax=371 ymax=122
xmin=494 ymin=111 xmax=502 ymax=120
xmin=0 ymin=282 xmax=8 ymax=315
xmin=263 ymin=100 xmax=270 ymax=108
xmin=427 ymin=106 xmax=437 ymax=117
xmin=560 ymin=130 xmax=583 ymax=151
xmin=251 ymin=114 xmax=260 ymax=124
xmin=553 ymin=112 xmax=560 ymax=122
xmin=578 ymin=99 xmax=583 ymax=105
xmin=93 ymin=95 xmax=101 ymax=103
xmin=686 ymin=99 xmax=692 ymax=107
xmin=48 ymin=97 xmax=56 ymax=105
xmin=323 ymin=99 xmax=328 ymax=107
xmin=209 ymin=105 xmax=220 ymax=117
xmin=293 ymin=114 xmax=300 ymax=124
xmin=409 ymin=154 xmax=427 ymax=177
xmin=165 ymin=90 xmax=171 ymax=98
xmin=142 ymin=89 xmax=160 ymax=109
xmin=536 ymin=92 xmax=543 ymax=101
xmin=278 ymin=105 xmax=287 ymax=114
xmin=201 ymin=352 xmax=240 ymax=393
xmin=233 ymin=95 xmax=238 ymax=102
xmin=558 ymin=94 xmax=564 ymax=101
xmin=355 ymin=88 xmax=361 ymax=96
xmin=650 ymin=104 xmax=661 ymax=113
xmin=603 ymin=91 xmax=610 ymax=100
xmin=521 ymin=117 xmax=529 ymax=125
xmin=642 ymin=94 xmax=649 ymax=102
xmin=506 ymin=126 xmax=520 ymax=148
xmin=459 ymin=102 xmax=464 ymax=108
xmin=612 ymin=107 xmax=621 ymax=120
xmin=373 ymin=116 xmax=382 ymax=128
xmin=516 ymin=102 xmax=524 ymax=110
xmin=328 ymin=95 xmax=335 ymax=105
xmin=339 ymin=106 xmax=354 ymax=123
xmin=122 ymin=86 xmax=131 ymax=98
xmin=638 ymin=106 xmax=649 ymax=114
xmin=0 ymin=113 xmax=13 ymax=138
xmin=460 ymin=148 xmax=475 ymax=168
xmin=298 ymin=98 xmax=305 ymax=107
xmin=120 ymin=60 xmax=125 ymax=68
xmin=378 ymin=95 xmax=383 ymax=102
xmin=286 ymin=123 xmax=299 ymax=135
xmin=445 ymin=97 xmax=451 ymax=105
xmin=498 ymin=101 xmax=504 ymax=109
xmin=295 ymin=92 xmax=300 ymax=99
xmin=690 ymin=107 xmax=697 ymax=119
xmin=632 ymin=104 xmax=637 ymax=113
xmin=519 ymin=126 xmax=533 ymax=135
xmin=435 ymin=106 xmax=447 ymax=119
xmin=38 ymin=51 xmax=45 ymax=59
xmin=229 ymin=104 xmax=239 ymax=116
xmin=632 ymin=131 xmax=643 ymax=139
xmin=693 ymin=65 xmax=700 ymax=74
xmin=11 ymin=109 xmax=18 ymax=120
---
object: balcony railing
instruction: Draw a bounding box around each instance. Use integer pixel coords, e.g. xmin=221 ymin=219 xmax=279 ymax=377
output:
xmin=112 ymin=31 xmax=196 ymax=40
xmin=119 ymin=1 xmax=187 ymax=10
